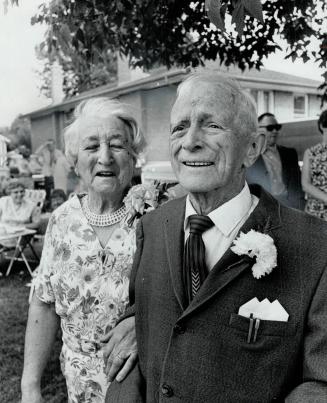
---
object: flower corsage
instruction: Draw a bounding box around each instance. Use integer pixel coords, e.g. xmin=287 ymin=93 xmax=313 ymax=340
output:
xmin=231 ymin=229 xmax=277 ymax=279
xmin=124 ymin=181 xmax=169 ymax=226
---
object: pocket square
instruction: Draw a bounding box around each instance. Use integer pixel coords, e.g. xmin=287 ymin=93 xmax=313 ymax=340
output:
xmin=238 ymin=297 xmax=289 ymax=322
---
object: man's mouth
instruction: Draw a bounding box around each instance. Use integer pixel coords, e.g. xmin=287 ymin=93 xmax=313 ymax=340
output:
xmin=96 ymin=171 xmax=115 ymax=177
xmin=182 ymin=161 xmax=214 ymax=167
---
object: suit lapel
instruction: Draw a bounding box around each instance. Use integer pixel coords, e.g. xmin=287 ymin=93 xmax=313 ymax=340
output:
xmin=181 ymin=187 xmax=283 ymax=319
xmin=164 ymin=197 xmax=188 ymax=310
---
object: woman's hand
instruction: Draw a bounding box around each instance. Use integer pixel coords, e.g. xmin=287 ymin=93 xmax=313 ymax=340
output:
xmin=101 ymin=316 xmax=138 ymax=383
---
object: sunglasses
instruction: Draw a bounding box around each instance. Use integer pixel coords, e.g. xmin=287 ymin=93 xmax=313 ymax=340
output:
xmin=259 ymin=124 xmax=282 ymax=132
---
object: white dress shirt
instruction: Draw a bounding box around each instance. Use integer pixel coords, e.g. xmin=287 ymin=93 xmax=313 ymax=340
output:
xmin=184 ymin=183 xmax=258 ymax=270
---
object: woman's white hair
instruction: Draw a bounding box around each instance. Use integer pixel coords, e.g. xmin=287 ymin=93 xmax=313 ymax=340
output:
xmin=64 ymin=97 xmax=146 ymax=166
xmin=177 ymin=71 xmax=258 ymax=140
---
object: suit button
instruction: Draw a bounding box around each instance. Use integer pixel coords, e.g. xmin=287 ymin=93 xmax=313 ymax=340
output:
xmin=174 ymin=324 xmax=185 ymax=334
xmin=161 ymin=383 xmax=174 ymax=397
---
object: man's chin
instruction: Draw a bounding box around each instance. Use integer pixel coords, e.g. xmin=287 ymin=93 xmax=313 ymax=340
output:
xmin=178 ymin=180 xmax=216 ymax=195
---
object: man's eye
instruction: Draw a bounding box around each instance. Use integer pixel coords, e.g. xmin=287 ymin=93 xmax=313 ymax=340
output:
xmin=208 ymin=123 xmax=223 ymax=129
xmin=171 ymin=125 xmax=184 ymax=134
xmin=85 ymin=144 xmax=98 ymax=151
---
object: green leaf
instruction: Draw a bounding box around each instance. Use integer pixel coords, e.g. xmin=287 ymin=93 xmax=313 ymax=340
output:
xmin=232 ymin=2 xmax=245 ymax=37
xmin=241 ymin=0 xmax=263 ymax=23
xmin=301 ymin=52 xmax=310 ymax=63
xmin=206 ymin=0 xmax=225 ymax=31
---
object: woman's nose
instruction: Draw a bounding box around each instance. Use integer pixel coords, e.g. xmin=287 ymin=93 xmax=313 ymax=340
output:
xmin=182 ymin=126 xmax=202 ymax=151
xmin=98 ymin=143 xmax=113 ymax=165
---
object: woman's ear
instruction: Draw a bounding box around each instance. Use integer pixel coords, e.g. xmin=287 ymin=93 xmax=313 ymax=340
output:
xmin=243 ymin=132 xmax=267 ymax=168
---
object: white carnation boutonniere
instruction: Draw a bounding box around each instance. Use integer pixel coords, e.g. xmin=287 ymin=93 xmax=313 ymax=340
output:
xmin=123 ymin=182 xmax=165 ymax=226
xmin=231 ymin=229 xmax=277 ymax=279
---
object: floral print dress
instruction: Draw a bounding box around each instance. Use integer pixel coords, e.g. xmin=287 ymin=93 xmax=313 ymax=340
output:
xmin=34 ymin=194 xmax=137 ymax=403
xmin=305 ymin=143 xmax=327 ymax=221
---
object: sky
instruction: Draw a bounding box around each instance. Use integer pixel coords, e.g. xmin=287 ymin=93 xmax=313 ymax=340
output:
xmin=0 ymin=0 xmax=325 ymax=127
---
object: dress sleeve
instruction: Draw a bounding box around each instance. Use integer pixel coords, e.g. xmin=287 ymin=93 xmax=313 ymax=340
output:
xmin=33 ymin=213 xmax=59 ymax=304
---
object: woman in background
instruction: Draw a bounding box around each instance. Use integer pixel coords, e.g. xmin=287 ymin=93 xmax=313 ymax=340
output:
xmin=0 ymin=179 xmax=40 ymax=229
xmin=302 ymin=110 xmax=327 ymax=220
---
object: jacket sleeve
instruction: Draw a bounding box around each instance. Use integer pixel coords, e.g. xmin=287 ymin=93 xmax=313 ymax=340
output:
xmin=116 ymin=220 xmax=144 ymax=324
xmin=105 ymin=363 xmax=145 ymax=403
xmin=286 ymin=265 xmax=327 ymax=402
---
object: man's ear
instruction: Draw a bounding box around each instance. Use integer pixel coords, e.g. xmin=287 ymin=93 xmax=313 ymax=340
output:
xmin=243 ymin=132 xmax=267 ymax=168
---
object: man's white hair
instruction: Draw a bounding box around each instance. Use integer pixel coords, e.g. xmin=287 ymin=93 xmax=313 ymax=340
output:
xmin=64 ymin=97 xmax=146 ymax=166
xmin=177 ymin=71 xmax=258 ymax=139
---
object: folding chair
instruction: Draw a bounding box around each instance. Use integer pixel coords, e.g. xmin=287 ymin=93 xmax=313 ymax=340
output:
xmin=0 ymin=229 xmax=39 ymax=276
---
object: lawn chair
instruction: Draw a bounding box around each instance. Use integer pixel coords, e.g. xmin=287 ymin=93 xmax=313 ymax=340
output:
xmin=0 ymin=228 xmax=39 ymax=276
xmin=0 ymin=190 xmax=46 ymax=276
xmin=24 ymin=189 xmax=46 ymax=211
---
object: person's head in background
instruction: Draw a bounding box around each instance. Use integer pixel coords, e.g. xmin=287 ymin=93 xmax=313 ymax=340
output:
xmin=18 ymin=145 xmax=31 ymax=159
xmin=318 ymin=110 xmax=327 ymax=140
xmin=50 ymin=189 xmax=67 ymax=211
xmin=258 ymin=113 xmax=282 ymax=148
xmin=46 ymin=139 xmax=56 ymax=152
xmin=5 ymin=179 xmax=26 ymax=206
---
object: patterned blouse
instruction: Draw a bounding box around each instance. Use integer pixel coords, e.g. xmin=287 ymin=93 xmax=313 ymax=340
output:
xmin=34 ymin=194 xmax=137 ymax=403
xmin=305 ymin=142 xmax=327 ymax=221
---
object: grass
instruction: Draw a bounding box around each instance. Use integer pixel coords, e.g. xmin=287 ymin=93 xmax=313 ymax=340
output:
xmin=0 ymin=261 xmax=67 ymax=403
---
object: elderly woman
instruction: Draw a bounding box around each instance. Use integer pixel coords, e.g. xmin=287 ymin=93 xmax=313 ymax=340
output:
xmin=302 ymin=110 xmax=327 ymax=220
xmin=21 ymin=98 xmax=145 ymax=403
xmin=0 ymin=179 xmax=40 ymax=229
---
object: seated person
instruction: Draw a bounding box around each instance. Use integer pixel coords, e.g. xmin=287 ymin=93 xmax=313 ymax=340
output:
xmin=0 ymin=179 xmax=40 ymax=230
xmin=49 ymin=188 xmax=67 ymax=211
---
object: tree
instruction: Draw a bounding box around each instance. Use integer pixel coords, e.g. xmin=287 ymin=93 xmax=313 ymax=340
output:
xmin=9 ymin=0 xmax=327 ymax=101
xmin=10 ymin=115 xmax=32 ymax=148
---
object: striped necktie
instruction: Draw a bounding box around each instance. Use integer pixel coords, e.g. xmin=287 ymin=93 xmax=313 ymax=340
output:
xmin=183 ymin=214 xmax=214 ymax=304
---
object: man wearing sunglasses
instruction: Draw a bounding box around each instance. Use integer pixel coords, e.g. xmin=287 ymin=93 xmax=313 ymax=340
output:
xmin=246 ymin=112 xmax=304 ymax=209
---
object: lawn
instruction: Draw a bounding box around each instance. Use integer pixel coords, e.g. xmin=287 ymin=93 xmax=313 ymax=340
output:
xmin=0 ymin=264 xmax=67 ymax=403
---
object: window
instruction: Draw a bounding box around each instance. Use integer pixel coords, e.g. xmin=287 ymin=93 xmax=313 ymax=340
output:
xmin=293 ymin=95 xmax=306 ymax=115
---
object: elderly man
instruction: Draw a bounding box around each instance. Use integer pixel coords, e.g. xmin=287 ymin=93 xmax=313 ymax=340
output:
xmin=106 ymin=72 xmax=327 ymax=403
xmin=246 ymin=113 xmax=304 ymax=210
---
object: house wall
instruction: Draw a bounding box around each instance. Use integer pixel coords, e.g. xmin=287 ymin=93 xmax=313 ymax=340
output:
xmin=274 ymin=91 xmax=293 ymax=121
xmin=308 ymin=94 xmax=321 ymax=117
xmin=141 ymin=85 xmax=177 ymax=162
xmin=28 ymin=77 xmax=322 ymax=178
xmin=30 ymin=115 xmax=56 ymax=152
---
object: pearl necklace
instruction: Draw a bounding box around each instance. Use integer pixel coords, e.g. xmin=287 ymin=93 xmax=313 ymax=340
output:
xmin=81 ymin=196 xmax=127 ymax=227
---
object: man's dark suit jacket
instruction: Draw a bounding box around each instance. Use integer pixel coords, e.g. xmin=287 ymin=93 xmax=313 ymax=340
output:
xmin=246 ymin=146 xmax=304 ymax=210
xmin=107 ymin=187 xmax=327 ymax=403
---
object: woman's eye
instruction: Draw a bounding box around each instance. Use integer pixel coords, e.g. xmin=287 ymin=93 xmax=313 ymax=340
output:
xmin=110 ymin=142 xmax=126 ymax=150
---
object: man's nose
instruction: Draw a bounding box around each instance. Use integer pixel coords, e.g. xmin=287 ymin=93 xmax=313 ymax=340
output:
xmin=98 ymin=143 xmax=113 ymax=165
xmin=182 ymin=125 xmax=202 ymax=151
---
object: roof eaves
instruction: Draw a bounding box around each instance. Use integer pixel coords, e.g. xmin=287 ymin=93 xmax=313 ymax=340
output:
xmin=24 ymin=68 xmax=190 ymax=119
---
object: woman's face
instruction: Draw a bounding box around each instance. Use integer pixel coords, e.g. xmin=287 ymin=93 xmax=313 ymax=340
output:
xmin=10 ymin=186 xmax=25 ymax=205
xmin=76 ymin=116 xmax=135 ymax=201
xmin=51 ymin=196 xmax=65 ymax=211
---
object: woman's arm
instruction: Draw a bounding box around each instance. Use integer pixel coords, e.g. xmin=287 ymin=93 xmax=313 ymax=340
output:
xmin=21 ymin=295 xmax=60 ymax=403
xmin=34 ymin=143 xmax=48 ymax=156
xmin=301 ymin=149 xmax=327 ymax=204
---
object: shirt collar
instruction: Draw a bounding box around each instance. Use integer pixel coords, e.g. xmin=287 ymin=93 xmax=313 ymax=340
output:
xmin=184 ymin=183 xmax=253 ymax=237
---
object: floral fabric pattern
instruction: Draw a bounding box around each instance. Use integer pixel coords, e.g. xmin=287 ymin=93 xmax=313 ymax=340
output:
xmin=34 ymin=194 xmax=137 ymax=402
xmin=305 ymin=143 xmax=327 ymax=220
